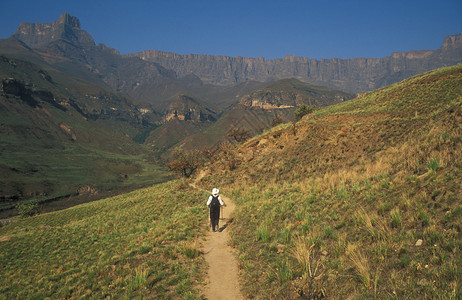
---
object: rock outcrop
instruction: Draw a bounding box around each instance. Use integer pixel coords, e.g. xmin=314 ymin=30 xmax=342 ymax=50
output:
xmin=128 ymin=34 xmax=462 ymax=94
xmin=239 ymin=78 xmax=354 ymax=109
xmin=163 ymin=94 xmax=216 ymax=123
xmin=12 ymin=13 xmax=95 ymax=49
xmin=11 ymin=14 xmax=462 ymax=96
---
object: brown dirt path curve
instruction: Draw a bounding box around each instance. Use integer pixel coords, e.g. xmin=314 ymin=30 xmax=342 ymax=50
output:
xmin=191 ymin=173 xmax=244 ymax=299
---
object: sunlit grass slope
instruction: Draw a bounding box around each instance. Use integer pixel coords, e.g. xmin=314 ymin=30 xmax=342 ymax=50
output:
xmin=0 ymin=180 xmax=208 ymax=299
xmin=199 ymin=65 xmax=462 ymax=298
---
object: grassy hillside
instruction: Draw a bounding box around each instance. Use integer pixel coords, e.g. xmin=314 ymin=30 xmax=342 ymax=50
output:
xmin=198 ymin=65 xmax=462 ymax=298
xmin=0 ymin=180 xmax=209 ymax=299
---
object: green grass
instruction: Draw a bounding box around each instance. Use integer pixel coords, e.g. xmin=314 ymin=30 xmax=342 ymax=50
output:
xmin=0 ymin=140 xmax=170 ymax=211
xmin=0 ymin=180 xmax=208 ymax=299
xmin=224 ymin=167 xmax=461 ymax=298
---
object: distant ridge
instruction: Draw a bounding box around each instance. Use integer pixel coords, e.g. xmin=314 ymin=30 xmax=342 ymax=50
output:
xmin=9 ymin=13 xmax=462 ymax=94
xmin=128 ymin=34 xmax=462 ymax=94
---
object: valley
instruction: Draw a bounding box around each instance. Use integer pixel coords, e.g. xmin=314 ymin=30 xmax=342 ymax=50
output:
xmin=0 ymin=12 xmax=461 ymax=299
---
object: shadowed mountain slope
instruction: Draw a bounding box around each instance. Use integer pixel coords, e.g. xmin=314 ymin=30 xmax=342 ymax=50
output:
xmin=0 ymin=48 xmax=168 ymax=217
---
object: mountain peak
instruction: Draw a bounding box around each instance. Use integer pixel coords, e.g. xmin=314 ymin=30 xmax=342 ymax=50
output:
xmin=57 ymin=13 xmax=81 ymax=29
xmin=12 ymin=13 xmax=94 ymax=49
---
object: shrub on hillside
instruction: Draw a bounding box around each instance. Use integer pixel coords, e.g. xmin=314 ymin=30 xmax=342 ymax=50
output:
xmin=226 ymin=126 xmax=251 ymax=143
xmin=16 ymin=199 xmax=39 ymax=218
xmin=271 ymin=115 xmax=284 ymax=127
xmin=292 ymin=105 xmax=315 ymax=135
xmin=166 ymin=148 xmax=202 ymax=178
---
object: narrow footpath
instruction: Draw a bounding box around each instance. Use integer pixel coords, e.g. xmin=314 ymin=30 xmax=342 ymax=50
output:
xmin=202 ymin=193 xmax=243 ymax=299
xmin=191 ymin=174 xmax=243 ymax=300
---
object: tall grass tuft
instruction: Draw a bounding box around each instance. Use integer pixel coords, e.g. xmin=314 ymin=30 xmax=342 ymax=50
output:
xmin=354 ymin=207 xmax=389 ymax=241
xmin=291 ymin=235 xmax=326 ymax=298
xmin=256 ymin=224 xmax=270 ymax=242
xmin=181 ymin=237 xmax=199 ymax=259
xmin=390 ymin=208 xmax=402 ymax=229
xmin=346 ymin=243 xmax=371 ymax=288
xmin=427 ymin=157 xmax=440 ymax=172
xmin=127 ymin=266 xmax=150 ymax=293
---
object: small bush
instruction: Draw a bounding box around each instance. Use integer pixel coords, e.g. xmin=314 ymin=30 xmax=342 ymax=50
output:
xmin=166 ymin=148 xmax=202 ymax=178
xmin=16 ymin=200 xmax=39 ymax=218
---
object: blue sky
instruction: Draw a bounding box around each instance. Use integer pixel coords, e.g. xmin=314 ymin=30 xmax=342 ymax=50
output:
xmin=1 ymin=0 xmax=461 ymax=60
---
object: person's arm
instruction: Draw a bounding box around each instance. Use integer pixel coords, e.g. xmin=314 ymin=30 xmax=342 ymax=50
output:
xmin=218 ymin=196 xmax=225 ymax=206
xmin=206 ymin=196 xmax=212 ymax=206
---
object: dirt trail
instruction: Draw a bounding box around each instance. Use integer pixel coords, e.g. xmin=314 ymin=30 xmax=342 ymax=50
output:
xmin=202 ymin=193 xmax=243 ymax=299
xmin=192 ymin=173 xmax=243 ymax=299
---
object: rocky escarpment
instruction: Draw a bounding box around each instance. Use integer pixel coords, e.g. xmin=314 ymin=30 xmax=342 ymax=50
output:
xmin=239 ymin=78 xmax=355 ymax=109
xmin=128 ymin=34 xmax=462 ymax=94
xmin=163 ymin=94 xmax=216 ymax=123
xmin=12 ymin=13 xmax=95 ymax=49
xmin=11 ymin=14 xmax=461 ymax=97
xmin=10 ymin=14 xmax=182 ymax=106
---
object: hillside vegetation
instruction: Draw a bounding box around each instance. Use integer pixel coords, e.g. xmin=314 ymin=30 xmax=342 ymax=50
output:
xmin=0 ymin=181 xmax=208 ymax=299
xmin=199 ymin=65 xmax=462 ymax=298
xmin=0 ymin=66 xmax=460 ymax=299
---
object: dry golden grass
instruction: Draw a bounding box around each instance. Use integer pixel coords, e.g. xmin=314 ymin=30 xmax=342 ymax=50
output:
xmin=291 ymin=235 xmax=323 ymax=277
xmin=291 ymin=235 xmax=326 ymax=298
xmin=354 ymin=207 xmax=389 ymax=241
xmin=346 ymin=243 xmax=371 ymax=288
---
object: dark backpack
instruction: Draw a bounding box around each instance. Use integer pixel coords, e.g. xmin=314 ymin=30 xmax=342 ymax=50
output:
xmin=210 ymin=195 xmax=220 ymax=209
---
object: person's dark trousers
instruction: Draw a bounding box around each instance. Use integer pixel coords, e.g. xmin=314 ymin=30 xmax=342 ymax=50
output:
xmin=210 ymin=206 xmax=220 ymax=231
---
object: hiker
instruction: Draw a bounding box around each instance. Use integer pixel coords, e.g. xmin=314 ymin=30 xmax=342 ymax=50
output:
xmin=207 ymin=188 xmax=224 ymax=232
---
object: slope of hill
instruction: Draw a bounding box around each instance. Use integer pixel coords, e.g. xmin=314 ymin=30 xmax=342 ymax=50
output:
xmin=0 ymin=180 xmax=208 ymax=299
xmin=198 ymin=65 xmax=462 ymax=298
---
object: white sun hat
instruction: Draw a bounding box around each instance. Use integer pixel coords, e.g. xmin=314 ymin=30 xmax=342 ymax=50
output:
xmin=212 ymin=188 xmax=219 ymax=195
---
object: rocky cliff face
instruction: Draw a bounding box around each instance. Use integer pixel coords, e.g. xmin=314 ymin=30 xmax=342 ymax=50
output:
xmin=163 ymin=94 xmax=216 ymax=123
xmin=12 ymin=13 xmax=95 ymax=49
xmin=9 ymin=13 xmax=462 ymax=99
xmin=239 ymin=78 xmax=354 ymax=109
xmin=129 ymin=34 xmax=462 ymax=94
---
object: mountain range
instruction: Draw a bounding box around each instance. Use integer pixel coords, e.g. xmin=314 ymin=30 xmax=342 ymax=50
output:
xmin=1 ymin=13 xmax=461 ymax=213
xmin=128 ymin=34 xmax=462 ymax=94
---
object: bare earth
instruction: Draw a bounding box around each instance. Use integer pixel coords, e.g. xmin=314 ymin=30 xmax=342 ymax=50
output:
xmin=202 ymin=193 xmax=243 ymax=299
